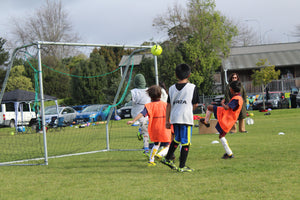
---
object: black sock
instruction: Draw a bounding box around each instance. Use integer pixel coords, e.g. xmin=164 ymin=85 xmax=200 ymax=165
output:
xmin=179 ymin=145 xmax=189 ymax=168
xmin=166 ymin=141 xmax=178 ymax=160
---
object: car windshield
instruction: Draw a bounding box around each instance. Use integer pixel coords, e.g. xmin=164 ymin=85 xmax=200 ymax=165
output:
xmin=82 ymin=105 xmax=104 ymax=112
xmin=45 ymin=107 xmax=63 ymax=115
xmin=124 ymin=101 xmax=132 ymax=107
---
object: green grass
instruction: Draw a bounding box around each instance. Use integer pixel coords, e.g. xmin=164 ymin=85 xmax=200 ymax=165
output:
xmin=0 ymin=109 xmax=299 ymax=200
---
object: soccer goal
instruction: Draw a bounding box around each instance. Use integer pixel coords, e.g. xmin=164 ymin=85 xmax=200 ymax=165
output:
xmin=0 ymin=41 xmax=159 ymax=166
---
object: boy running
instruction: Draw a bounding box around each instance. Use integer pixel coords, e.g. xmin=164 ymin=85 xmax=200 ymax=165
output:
xmin=162 ymin=63 xmax=200 ymax=172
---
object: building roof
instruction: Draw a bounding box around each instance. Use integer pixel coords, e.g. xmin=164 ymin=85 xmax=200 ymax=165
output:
xmin=2 ymin=89 xmax=57 ymax=103
xmin=223 ymin=42 xmax=300 ymax=70
xmin=119 ymin=54 xmax=154 ymax=66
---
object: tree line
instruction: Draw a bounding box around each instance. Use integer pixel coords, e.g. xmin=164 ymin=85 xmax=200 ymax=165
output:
xmin=0 ymin=0 xmax=281 ymax=106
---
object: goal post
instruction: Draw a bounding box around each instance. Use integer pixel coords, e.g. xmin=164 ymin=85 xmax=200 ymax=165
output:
xmin=0 ymin=41 xmax=158 ymax=166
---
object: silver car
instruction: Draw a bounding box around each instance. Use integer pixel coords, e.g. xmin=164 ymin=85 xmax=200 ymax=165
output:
xmin=44 ymin=106 xmax=77 ymax=125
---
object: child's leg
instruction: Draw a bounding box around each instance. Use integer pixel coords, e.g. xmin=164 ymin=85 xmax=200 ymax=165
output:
xmin=165 ymin=140 xmax=179 ymax=160
xmin=157 ymin=145 xmax=169 ymax=157
xmin=140 ymin=118 xmax=149 ymax=153
xmin=220 ymin=136 xmax=233 ymax=156
xmin=205 ymin=105 xmax=214 ymax=123
xmin=178 ymin=125 xmax=192 ymax=169
xmin=179 ymin=145 xmax=190 ymax=168
xmin=200 ymin=105 xmax=213 ymax=127
xmin=149 ymin=142 xmax=160 ymax=163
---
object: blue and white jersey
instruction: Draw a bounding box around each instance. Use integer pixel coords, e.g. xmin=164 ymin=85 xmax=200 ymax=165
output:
xmin=169 ymin=83 xmax=195 ymax=125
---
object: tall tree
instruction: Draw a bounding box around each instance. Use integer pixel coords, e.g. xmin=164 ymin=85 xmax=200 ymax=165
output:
xmin=0 ymin=38 xmax=9 ymax=89
xmin=231 ymin=21 xmax=260 ymax=46
xmin=153 ymin=0 xmax=237 ymax=95
xmin=0 ymin=38 xmax=9 ymax=65
xmin=10 ymin=0 xmax=80 ymax=99
xmin=11 ymin=0 xmax=79 ymax=58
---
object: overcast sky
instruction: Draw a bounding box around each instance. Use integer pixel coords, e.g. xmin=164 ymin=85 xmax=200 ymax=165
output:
xmin=1 ymin=0 xmax=299 ymax=48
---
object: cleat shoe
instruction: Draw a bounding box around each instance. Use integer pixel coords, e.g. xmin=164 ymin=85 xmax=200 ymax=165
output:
xmin=137 ymin=132 xmax=143 ymax=141
xmin=200 ymin=118 xmax=210 ymax=127
xmin=154 ymin=154 xmax=162 ymax=161
xmin=161 ymin=158 xmax=177 ymax=170
xmin=221 ymin=153 xmax=234 ymax=159
xmin=147 ymin=162 xmax=156 ymax=167
xmin=177 ymin=166 xmax=194 ymax=172
xmin=240 ymin=130 xmax=248 ymax=133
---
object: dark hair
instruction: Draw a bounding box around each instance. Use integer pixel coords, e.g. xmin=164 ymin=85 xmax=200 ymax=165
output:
xmin=229 ymin=73 xmax=240 ymax=82
xmin=159 ymin=81 xmax=168 ymax=94
xmin=147 ymin=85 xmax=161 ymax=101
xmin=230 ymin=81 xmax=241 ymax=93
xmin=175 ymin=64 xmax=191 ymax=80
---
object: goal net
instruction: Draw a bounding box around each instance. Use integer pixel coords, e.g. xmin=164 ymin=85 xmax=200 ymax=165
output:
xmin=0 ymin=41 xmax=157 ymax=166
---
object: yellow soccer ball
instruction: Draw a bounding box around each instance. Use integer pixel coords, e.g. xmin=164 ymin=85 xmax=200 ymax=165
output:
xmin=151 ymin=45 xmax=162 ymax=56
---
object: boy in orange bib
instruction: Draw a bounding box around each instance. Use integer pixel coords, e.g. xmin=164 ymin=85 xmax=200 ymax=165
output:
xmin=200 ymin=81 xmax=243 ymax=159
xmin=127 ymin=85 xmax=171 ymax=166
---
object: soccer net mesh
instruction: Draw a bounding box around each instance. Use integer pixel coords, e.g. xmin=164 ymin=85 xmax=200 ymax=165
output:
xmin=0 ymin=42 xmax=155 ymax=166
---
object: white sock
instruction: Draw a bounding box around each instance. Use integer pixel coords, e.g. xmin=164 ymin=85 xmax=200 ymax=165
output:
xmin=220 ymin=137 xmax=233 ymax=156
xmin=150 ymin=145 xmax=159 ymax=162
xmin=157 ymin=146 xmax=169 ymax=157
xmin=205 ymin=110 xmax=212 ymax=123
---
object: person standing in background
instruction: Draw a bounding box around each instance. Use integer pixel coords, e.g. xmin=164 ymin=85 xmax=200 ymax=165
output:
xmin=224 ymin=73 xmax=247 ymax=133
xmin=159 ymin=81 xmax=168 ymax=102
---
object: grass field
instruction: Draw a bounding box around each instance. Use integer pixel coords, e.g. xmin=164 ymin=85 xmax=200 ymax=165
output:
xmin=0 ymin=109 xmax=299 ymax=200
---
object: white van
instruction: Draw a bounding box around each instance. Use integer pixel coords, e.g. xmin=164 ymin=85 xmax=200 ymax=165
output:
xmin=0 ymin=102 xmax=35 ymax=127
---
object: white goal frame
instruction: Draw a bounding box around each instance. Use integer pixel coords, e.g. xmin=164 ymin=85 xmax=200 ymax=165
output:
xmin=0 ymin=41 xmax=158 ymax=166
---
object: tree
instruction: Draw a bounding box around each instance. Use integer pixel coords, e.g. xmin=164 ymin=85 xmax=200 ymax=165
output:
xmin=6 ymin=65 xmax=34 ymax=91
xmin=153 ymin=0 xmax=238 ymax=95
xmin=251 ymin=59 xmax=280 ymax=110
xmin=0 ymin=38 xmax=9 ymax=89
xmin=231 ymin=21 xmax=260 ymax=46
xmin=70 ymin=48 xmax=125 ymax=105
xmin=0 ymin=38 xmax=9 ymax=65
xmin=10 ymin=0 xmax=81 ymax=98
xmin=11 ymin=0 xmax=79 ymax=58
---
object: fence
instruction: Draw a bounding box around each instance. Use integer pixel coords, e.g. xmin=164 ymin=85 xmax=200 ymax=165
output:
xmin=243 ymin=78 xmax=300 ymax=94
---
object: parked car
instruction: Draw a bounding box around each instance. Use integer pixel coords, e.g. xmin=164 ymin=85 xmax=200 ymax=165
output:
xmin=117 ymin=101 xmax=132 ymax=119
xmin=44 ymin=106 xmax=77 ymax=125
xmin=72 ymin=105 xmax=90 ymax=113
xmin=252 ymin=92 xmax=288 ymax=110
xmin=193 ymin=103 xmax=206 ymax=114
xmin=212 ymin=95 xmax=224 ymax=106
xmin=74 ymin=104 xmax=116 ymax=123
